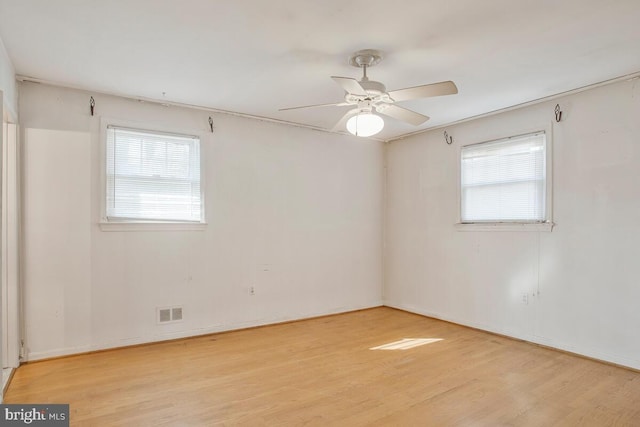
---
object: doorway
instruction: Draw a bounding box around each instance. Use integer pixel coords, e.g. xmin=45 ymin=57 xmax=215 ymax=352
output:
xmin=1 ymin=92 xmax=21 ymax=399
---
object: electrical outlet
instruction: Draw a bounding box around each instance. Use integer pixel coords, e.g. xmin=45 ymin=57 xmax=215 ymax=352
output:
xmin=249 ymin=286 xmax=255 ymax=296
xmin=522 ymin=293 xmax=529 ymax=304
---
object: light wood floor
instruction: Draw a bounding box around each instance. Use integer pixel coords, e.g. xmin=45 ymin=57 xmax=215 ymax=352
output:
xmin=5 ymin=307 xmax=640 ymax=426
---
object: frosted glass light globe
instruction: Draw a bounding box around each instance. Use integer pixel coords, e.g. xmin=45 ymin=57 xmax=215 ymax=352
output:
xmin=346 ymin=113 xmax=384 ymax=137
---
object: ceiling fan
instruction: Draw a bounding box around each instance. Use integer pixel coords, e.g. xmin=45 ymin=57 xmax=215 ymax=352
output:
xmin=280 ymin=49 xmax=458 ymax=137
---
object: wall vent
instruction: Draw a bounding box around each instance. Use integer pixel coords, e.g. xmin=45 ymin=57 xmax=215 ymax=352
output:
xmin=157 ymin=306 xmax=184 ymax=324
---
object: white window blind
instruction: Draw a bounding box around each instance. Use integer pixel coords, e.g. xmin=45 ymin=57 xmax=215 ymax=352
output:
xmin=106 ymin=126 xmax=202 ymax=222
xmin=461 ymin=132 xmax=546 ymax=223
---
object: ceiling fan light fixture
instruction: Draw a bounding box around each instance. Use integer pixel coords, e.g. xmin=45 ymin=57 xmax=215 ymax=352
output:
xmin=346 ymin=112 xmax=384 ymax=137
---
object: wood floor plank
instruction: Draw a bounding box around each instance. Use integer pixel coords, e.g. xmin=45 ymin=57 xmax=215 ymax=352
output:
xmin=5 ymin=307 xmax=640 ymax=426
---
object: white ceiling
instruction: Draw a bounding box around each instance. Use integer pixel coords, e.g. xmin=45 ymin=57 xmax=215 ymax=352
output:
xmin=1 ymin=0 xmax=639 ymax=140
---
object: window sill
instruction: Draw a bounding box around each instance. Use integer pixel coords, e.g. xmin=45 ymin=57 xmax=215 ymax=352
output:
xmin=99 ymin=222 xmax=207 ymax=232
xmin=455 ymin=222 xmax=554 ymax=232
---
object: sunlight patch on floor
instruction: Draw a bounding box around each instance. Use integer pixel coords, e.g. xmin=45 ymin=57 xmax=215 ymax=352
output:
xmin=370 ymin=338 xmax=443 ymax=350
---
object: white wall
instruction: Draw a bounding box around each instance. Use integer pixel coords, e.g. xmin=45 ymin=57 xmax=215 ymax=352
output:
xmin=385 ymin=77 xmax=640 ymax=369
xmin=21 ymin=76 xmax=640 ymax=369
xmin=19 ymin=82 xmax=384 ymax=360
xmin=0 ymin=36 xmax=17 ymax=120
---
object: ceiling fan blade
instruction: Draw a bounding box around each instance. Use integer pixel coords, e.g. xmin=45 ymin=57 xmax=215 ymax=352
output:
xmin=388 ymin=81 xmax=458 ymax=102
xmin=331 ymin=76 xmax=368 ymax=97
xmin=377 ymin=104 xmax=430 ymax=126
xmin=331 ymin=109 xmax=359 ymax=133
xmin=279 ymin=101 xmax=349 ymax=111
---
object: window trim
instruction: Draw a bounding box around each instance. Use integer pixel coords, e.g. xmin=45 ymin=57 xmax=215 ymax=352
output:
xmin=456 ymin=123 xmax=554 ymax=232
xmin=99 ymin=118 xmax=207 ymax=231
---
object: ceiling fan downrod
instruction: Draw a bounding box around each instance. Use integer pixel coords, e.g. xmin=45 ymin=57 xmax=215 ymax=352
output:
xmin=349 ymin=49 xmax=383 ymax=82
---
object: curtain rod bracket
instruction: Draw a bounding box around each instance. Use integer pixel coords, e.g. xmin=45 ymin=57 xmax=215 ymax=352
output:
xmin=554 ymin=104 xmax=562 ymax=122
xmin=208 ymin=116 xmax=214 ymax=133
xmin=444 ymin=130 xmax=453 ymax=145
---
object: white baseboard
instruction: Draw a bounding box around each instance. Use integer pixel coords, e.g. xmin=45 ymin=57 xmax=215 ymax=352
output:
xmin=384 ymin=301 xmax=640 ymax=371
xmin=1 ymin=368 xmax=14 ymax=402
xmin=26 ymin=302 xmax=383 ymax=361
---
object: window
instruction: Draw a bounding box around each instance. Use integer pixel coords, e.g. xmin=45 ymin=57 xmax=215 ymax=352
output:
xmin=460 ymin=131 xmax=547 ymax=224
xmin=105 ymin=125 xmax=203 ymax=223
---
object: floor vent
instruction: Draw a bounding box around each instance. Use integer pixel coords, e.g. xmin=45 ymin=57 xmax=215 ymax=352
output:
xmin=157 ymin=306 xmax=183 ymax=324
